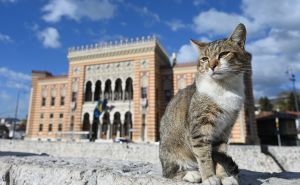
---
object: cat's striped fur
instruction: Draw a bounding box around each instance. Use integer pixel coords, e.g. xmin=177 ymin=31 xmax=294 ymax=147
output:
xmin=159 ymin=24 xmax=251 ymax=185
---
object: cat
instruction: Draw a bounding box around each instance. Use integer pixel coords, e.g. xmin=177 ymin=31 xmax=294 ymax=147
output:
xmin=159 ymin=23 xmax=251 ymax=185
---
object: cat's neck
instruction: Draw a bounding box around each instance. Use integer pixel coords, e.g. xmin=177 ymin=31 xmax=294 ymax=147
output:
xmin=196 ymin=74 xmax=245 ymax=99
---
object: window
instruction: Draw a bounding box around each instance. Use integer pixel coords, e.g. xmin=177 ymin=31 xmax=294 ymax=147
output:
xmin=58 ymin=123 xmax=63 ymax=131
xmin=51 ymin=97 xmax=55 ymax=106
xmin=72 ymin=92 xmax=77 ymax=102
xmin=60 ymin=96 xmax=65 ymax=106
xmin=59 ymin=113 xmax=63 ymax=119
xmin=40 ymin=113 xmax=44 ymax=119
xmin=165 ymin=90 xmax=172 ymax=103
xmin=42 ymin=97 xmax=46 ymax=106
xmin=39 ymin=124 xmax=43 ymax=132
xmin=48 ymin=124 xmax=53 ymax=132
xmin=141 ymin=87 xmax=147 ymax=99
xmin=50 ymin=113 xmax=54 ymax=119
xmin=70 ymin=116 xmax=74 ymax=131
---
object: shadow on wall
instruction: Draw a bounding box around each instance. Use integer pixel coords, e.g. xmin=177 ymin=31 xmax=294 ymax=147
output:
xmin=260 ymin=145 xmax=285 ymax=172
xmin=0 ymin=151 xmax=49 ymax=157
xmin=240 ymin=169 xmax=300 ymax=185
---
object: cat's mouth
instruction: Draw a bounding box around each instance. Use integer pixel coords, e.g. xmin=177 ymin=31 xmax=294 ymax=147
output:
xmin=209 ymin=71 xmax=226 ymax=79
xmin=210 ymin=71 xmax=223 ymax=76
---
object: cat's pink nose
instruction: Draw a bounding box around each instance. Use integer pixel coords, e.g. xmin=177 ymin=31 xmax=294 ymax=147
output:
xmin=209 ymin=60 xmax=218 ymax=71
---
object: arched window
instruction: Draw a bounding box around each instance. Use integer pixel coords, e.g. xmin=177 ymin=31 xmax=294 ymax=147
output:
xmin=94 ymin=80 xmax=102 ymax=101
xmin=104 ymin=79 xmax=112 ymax=100
xmin=112 ymin=112 xmax=121 ymax=139
xmin=114 ymin=78 xmax=123 ymax=101
xmin=125 ymin=78 xmax=133 ymax=100
xmin=85 ymin=81 xmax=92 ymax=102
xmin=82 ymin=113 xmax=90 ymax=131
xmin=123 ymin=112 xmax=132 ymax=139
xmin=101 ymin=112 xmax=110 ymax=139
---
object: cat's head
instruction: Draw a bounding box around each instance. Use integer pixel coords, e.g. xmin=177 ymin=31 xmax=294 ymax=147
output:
xmin=191 ymin=23 xmax=251 ymax=80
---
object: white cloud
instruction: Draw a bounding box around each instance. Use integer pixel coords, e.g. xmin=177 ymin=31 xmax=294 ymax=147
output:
xmin=0 ymin=67 xmax=30 ymax=92
xmin=0 ymin=67 xmax=31 ymax=81
xmin=38 ymin=27 xmax=61 ymax=48
xmin=42 ymin=0 xmax=116 ymax=23
xmin=242 ymin=0 xmax=300 ymax=30
xmin=176 ymin=43 xmax=198 ymax=63
xmin=166 ymin=19 xmax=185 ymax=31
xmin=192 ymin=9 xmax=261 ymax=36
xmin=0 ymin=33 xmax=13 ymax=43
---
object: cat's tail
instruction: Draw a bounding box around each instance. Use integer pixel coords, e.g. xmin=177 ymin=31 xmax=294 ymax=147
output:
xmin=212 ymin=150 xmax=239 ymax=176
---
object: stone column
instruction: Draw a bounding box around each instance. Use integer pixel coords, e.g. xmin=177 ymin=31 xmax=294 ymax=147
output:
xmin=91 ymin=83 xmax=95 ymax=102
xmin=106 ymin=124 xmax=110 ymax=140
xmin=121 ymin=113 xmax=125 ymax=137
xmin=122 ymin=81 xmax=126 ymax=101
xmin=111 ymin=81 xmax=115 ymax=102
xmin=108 ymin=114 xmax=114 ymax=139
xmin=89 ymin=116 xmax=93 ymax=140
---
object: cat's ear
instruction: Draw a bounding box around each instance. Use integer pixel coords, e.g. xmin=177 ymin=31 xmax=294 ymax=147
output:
xmin=228 ymin=23 xmax=247 ymax=49
xmin=190 ymin=39 xmax=207 ymax=50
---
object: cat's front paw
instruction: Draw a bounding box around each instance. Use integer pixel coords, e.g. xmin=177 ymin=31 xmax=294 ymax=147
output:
xmin=182 ymin=171 xmax=201 ymax=183
xmin=201 ymin=175 xmax=221 ymax=185
xmin=221 ymin=176 xmax=239 ymax=185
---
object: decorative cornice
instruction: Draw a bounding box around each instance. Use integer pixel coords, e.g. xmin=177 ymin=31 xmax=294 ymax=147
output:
xmin=67 ymin=35 xmax=169 ymax=62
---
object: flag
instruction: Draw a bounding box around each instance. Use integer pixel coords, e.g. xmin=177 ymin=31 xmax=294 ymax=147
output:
xmin=93 ymin=99 xmax=108 ymax=119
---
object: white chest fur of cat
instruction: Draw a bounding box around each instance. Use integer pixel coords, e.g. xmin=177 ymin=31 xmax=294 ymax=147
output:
xmin=196 ymin=72 xmax=245 ymax=138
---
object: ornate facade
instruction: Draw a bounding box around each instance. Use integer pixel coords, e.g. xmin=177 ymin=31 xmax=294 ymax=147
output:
xmin=26 ymin=36 xmax=258 ymax=143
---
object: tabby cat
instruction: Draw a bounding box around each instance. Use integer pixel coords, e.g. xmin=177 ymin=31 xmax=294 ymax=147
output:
xmin=159 ymin=23 xmax=251 ymax=185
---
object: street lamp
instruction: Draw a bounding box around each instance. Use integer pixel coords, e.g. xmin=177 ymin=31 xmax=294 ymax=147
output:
xmin=12 ymin=89 xmax=27 ymax=139
xmin=287 ymin=68 xmax=299 ymax=112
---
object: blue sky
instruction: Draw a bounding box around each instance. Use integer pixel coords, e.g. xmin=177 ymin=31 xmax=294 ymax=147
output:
xmin=1 ymin=0 xmax=300 ymax=118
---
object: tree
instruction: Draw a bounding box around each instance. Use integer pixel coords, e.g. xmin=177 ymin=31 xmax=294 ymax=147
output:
xmin=274 ymin=91 xmax=300 ymax=111
xmin=287 ymin=92 xmax=300 ymax=111
xmin=259 ymin=96 xmax=273 ymax=111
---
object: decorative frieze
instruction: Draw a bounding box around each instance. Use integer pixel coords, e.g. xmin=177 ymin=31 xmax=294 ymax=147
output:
xmin=85 ymin=61 xmax=134 ymax=84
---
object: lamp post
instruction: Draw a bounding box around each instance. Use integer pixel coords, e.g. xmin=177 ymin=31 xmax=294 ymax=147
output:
xmin=275 ymin=115 xmax=281 ymax=146
xmin=287 ymin=68 xmax=299 ymax=112
xmin=12 ymin=90 xmax=20 ymax=139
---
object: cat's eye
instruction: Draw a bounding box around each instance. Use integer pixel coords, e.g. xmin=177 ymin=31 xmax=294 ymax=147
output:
xmin=218 ymin=51 xmax=230 ymax=59
xmin=200 ymin=57 xmax=209 ymax=63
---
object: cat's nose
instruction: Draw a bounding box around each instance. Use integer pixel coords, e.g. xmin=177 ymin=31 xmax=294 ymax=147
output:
xmin=209 ymin=60 xmax=218 ymax=71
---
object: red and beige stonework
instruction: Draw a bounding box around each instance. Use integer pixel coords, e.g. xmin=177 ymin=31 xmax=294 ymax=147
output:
xmin=26 ymin=36 xmax=258 ymax=143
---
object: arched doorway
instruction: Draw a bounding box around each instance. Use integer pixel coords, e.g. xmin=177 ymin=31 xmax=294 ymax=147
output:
xmin=85 ymin=81 xmax=92 ymax=102
xmin=94 ymin=80 xmax=102 ymax=102
xmin=114 ymin=78 xmax=123 ymax=101
xmin=112 ymin=112 xmax=121 ymax=139
xmin=125 ymin=78 xmax=133 ymax=100
xmin=104 ymin=79 xmax=112 ymax=101
xmin=101 ymin=112 xmax=110 ymax=139
xmin=123 ymin=112 xmax=132 ymax=139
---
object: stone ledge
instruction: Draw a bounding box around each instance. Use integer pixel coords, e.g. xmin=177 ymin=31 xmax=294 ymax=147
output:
xmin=0 ymin=154 xmax=300 ymax=185
xmin=1 ymin=140 xmax=300 ymax=172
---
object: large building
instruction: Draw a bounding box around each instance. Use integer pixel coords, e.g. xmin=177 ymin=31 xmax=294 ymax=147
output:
xmin=26 ymin=36 xmax=258 ymax=143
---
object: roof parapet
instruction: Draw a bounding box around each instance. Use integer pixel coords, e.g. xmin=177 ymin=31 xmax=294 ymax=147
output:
xmin=68 ymin=35 xmax=158 ymax=53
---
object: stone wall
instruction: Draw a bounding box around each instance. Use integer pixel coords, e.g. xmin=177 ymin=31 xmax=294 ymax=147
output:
xmin=1 ymin=140 xmax=300 ymax=173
